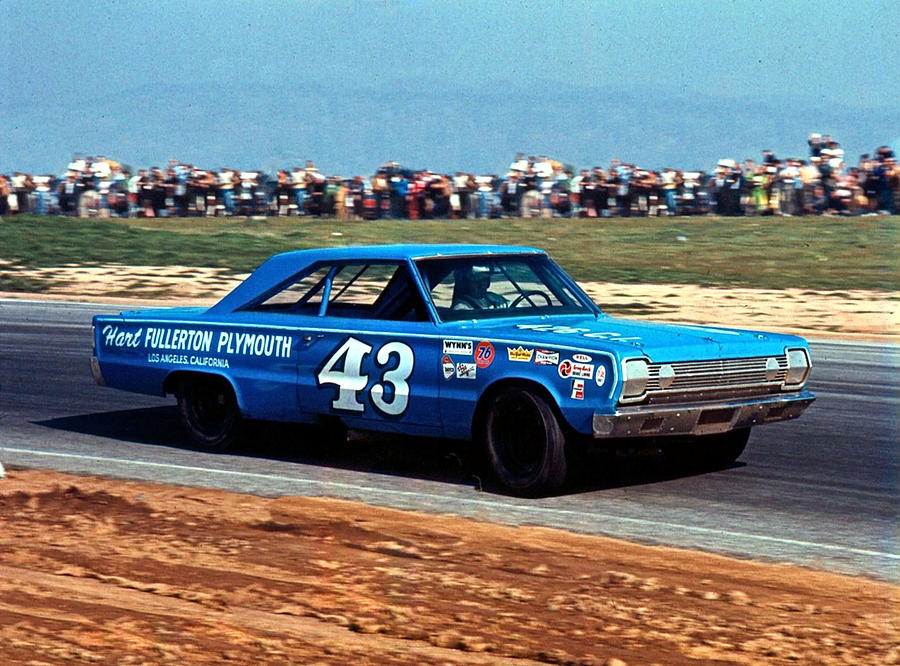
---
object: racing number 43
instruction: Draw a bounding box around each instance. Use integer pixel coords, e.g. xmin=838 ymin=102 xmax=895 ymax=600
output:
xmin=316 ymin=337 xmax=414 ymax=416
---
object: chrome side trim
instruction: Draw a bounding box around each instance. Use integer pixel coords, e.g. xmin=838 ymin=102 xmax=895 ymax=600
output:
xmin=593 ymin=391 xmax=815 ymax=438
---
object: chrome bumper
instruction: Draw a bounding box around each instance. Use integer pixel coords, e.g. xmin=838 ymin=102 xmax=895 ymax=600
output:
xmin=592 ymin=390 xmax=815 ymax=438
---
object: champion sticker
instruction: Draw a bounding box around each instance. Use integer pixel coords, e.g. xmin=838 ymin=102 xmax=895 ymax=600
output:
xmin=507 ymin=346 xmax=534 ymax=362
xmin=443 ymin=340 xmax=473 ymax=356
xmin=455 ymin=362 xmax=477 ymax=379
xmin=595 ymin=365 xmax=607 ymax=387
xmin=571 ymin=379 xmax=585 ymax=400
xmin=475 ymin=341 xmax=495 ymax=368
xmin=534 ymin=349 xmax=559 ymax=366
xmin=442 ymin=355 xmax=455 ymax=379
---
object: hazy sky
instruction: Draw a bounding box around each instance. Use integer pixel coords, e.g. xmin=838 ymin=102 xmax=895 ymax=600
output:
xmin=2 ymin=0 xmax=898 ymax=174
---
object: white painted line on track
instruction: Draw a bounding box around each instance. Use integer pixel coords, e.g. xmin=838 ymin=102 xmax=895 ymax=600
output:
xmin=3 ymin=445 xmax=897 ymax=563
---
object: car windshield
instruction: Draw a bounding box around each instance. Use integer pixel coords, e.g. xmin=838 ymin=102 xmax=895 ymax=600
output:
xmin=415 ymin=254 xmax=597 ymax=322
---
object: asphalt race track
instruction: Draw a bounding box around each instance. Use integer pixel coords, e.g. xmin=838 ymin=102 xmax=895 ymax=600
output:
xmin=1 ymin=299 xmax=897 ymax=581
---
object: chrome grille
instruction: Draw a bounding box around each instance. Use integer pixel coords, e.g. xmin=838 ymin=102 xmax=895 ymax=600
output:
xmin=645 ymin=355 xmax=788 ymax=393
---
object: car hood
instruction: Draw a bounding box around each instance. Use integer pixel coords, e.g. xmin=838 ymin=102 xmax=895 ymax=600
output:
xmin=444 ymin=314 xmax=806 ymax=363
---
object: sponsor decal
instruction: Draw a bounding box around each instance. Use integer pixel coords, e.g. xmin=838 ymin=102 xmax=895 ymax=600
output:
xmin=443 ymin=339 xmax=473 ymax=356
xmin=558 ymin=359 xmax=594 ymax=380
xmin=571 ymin=379 xmax=585 ymax=400
xmin=442 ymin=355 xmax=455 ymax=379
xmin=101 ymin=325 xmax=292 ymax=359
xmin=507 ymin=346 xmax=534 ymax=362
xmin=534 ymin=349 xmax=559 ymax=366
xmin=573 ymin=353 xmax=592 ymax=363
xmin=474 ymin=341 xmax=495 ymax=368
xmin=455 ymin=362 xmax=477 ymax=380
xmin=595 ymin=365 xmax=607 ymax=387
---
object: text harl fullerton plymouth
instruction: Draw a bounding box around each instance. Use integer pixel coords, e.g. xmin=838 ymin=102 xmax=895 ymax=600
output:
xmin=92 ymin=245 xmax=814 ymax=495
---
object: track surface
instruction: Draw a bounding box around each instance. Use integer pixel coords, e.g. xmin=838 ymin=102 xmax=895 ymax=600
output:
xmin=1 ymin=299 xmax=897 ymax=580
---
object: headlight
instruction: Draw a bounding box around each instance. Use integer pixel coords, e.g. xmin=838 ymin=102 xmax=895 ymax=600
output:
xmin=784 ymin=348 xmax=811 ymax=387
xmin=622 ymin=358 xmax=650 ymax=398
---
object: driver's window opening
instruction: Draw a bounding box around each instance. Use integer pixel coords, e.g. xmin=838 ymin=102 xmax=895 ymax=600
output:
xmin=417 ymin=256 xmax=592 ymax=321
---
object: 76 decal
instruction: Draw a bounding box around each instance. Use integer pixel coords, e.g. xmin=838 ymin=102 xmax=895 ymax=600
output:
xmin=316 ymin=337 xmax=414 ymax=416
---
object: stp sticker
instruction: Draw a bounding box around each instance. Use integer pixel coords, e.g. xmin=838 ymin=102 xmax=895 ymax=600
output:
xmin=475 ymin=341 xmax=495 ymax=368
xmin=572 ymin=353 xmax=592 ymax=363
xmin=534 ymin=349 xmax=559 ymax=366
xmin=571 ymin=379 xmax=585 ymax=400
xmin=455 ymin=362 xmax=477 ymax=379
xmin=442 ymin=355 xmax=455 ymax=379
xmin=595 ymin=365 xmax=607 ymax=387
xmin=443 ymin=340 xmax=473 ymax=356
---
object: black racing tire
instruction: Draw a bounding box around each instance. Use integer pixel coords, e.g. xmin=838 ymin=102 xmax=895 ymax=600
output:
xmin=176 ymin=375 xmax=241 ymax=452
xmin=483 ymin=387 xmax=567 ymax=495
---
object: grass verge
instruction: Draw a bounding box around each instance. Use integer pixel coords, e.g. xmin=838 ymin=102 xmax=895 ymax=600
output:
xmin=1 ymin=213 xmax=897 ymax=292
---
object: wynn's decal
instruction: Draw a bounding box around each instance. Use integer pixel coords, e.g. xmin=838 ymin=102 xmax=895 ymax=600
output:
xmin=443 ymin=340 xmax=473 ymax=356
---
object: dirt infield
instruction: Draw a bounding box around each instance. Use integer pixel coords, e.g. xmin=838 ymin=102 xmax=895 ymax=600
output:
xmin=0 ymin=262 xmax=897 ymax=341
xmin=1 ymin=469 xmax=897 ymax=665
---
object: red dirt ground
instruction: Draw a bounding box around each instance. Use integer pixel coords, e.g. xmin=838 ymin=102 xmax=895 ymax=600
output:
xmin=1 ymin=469 xmax=897 ymax=665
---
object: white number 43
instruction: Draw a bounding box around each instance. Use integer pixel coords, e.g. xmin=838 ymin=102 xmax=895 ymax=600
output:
xmin=316 ymin=337 xmax=414 ymax=416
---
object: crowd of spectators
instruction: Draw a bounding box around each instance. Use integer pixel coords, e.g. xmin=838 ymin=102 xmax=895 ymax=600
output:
xmin=1 ymin=135 xmax=897 ymax=220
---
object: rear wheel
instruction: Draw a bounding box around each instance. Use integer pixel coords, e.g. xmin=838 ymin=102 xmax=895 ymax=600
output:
xmin=483 ymin=387 xmax=567 ymax=495
xmin=176 ymin=376 xmax=241 ymax=451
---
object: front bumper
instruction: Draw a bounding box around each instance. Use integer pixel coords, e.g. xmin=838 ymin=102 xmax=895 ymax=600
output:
xmin=592 ymin=390 xmax=815 ymax=438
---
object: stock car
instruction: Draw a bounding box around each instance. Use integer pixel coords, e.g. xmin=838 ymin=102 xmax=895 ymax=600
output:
xmin=91 ymin=244 xmax=815 ymax=495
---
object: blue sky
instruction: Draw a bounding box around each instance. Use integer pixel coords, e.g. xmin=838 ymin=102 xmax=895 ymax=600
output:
xmin=2 ymin=0 xmax=898 ymax=175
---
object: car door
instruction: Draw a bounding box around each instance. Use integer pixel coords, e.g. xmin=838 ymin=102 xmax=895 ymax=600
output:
xmin=293 ymin=262 xmax=443 ymax=436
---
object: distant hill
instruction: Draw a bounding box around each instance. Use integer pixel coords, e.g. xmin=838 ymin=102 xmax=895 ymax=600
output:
xmin=2 ymin=78 xmax=897 ymax=175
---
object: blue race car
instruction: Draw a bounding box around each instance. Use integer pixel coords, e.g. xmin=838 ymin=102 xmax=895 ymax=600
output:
xmin=92 ymin=244 xmax=814 ymax=495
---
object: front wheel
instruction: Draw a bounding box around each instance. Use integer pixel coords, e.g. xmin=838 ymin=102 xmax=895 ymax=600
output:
xmin=696 ymin=427 xmax=751 ymax=467
xmin=483 ymin=387 xmax=567 ymax=496
xmin=176 ymin=376 xmax=241 ymax=452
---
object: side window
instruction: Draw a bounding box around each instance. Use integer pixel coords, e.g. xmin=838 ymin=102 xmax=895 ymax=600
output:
xmin=247 ymin=262 xmax=428 ymax=321
xmin=251 ymin=266 xmax=330 ymax=313
xmin=328 ymin=263 xmax=427 ymax=321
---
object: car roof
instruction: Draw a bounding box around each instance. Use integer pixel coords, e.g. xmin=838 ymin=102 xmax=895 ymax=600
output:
xmin=271 ymin=244 xmax=545 ymax=262
xmin=209 ymin=244 xmax=547 ymax=314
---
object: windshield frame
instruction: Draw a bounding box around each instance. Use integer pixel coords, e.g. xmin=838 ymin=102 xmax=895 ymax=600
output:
xmin=413 ymin=253 xmax=601 ymax=323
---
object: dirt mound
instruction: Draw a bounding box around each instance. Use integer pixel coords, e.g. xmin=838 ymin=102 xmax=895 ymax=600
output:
xmin=1 ymin=469 xmax=897 ymax=665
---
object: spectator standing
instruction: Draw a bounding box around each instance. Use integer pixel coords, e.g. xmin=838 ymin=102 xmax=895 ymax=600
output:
xmin=218 ymin=168 xmax=236 ymax=215
xmin=290 ymin=166 xmax=306 ymax=215
xmin=777 ymin=159 xmax=801 ymax=216
xmin=661 ymin=167 xmax=679 ymax=215
xmin=0 ymin=174 xmax=10 ymax=215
